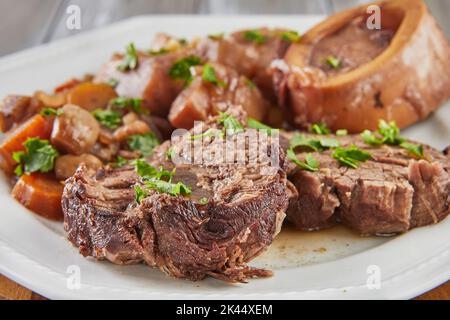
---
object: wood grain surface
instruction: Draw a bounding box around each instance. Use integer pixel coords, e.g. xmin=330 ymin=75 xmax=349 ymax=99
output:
xmin=0 ymin=0 xmax=449 ymax=300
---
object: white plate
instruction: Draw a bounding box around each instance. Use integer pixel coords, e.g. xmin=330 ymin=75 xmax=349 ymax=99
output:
xmin=0 ymin=16 xmax=449 ymax=300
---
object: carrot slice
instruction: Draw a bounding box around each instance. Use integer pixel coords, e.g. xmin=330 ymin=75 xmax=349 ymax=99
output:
xmin=12 ymin=173 xmax=63 ymax=220
xmin=0 ymin=115 xmax=53 ymax=174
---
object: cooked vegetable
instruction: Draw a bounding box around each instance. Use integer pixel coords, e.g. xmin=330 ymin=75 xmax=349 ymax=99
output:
xmin=202 ymin=64 xmax=226 ymax=87
xmin=13 ymin=138 xmax=59 ymax=176
xmin=128 ymin=132 xmax=159 ymax=156
xmin=113 ymin=120 xmax=150 ymax=142
xmin=11 ymin=173 xmax=64 ymax=220
xmin=168 ymin=55 xmax=202 ymax=84
xmin=287 ymin=149 xmax=319 ymax=172
xmin=54 ymin=154 xmax=102 ymax=180
xmin=66 ymin=83 xmax=117 ymax=111
xmin=0 ymin=115 xmax=53 ymax=174
xmin=332 ymin=145 xmax=371 ymax=168
xmin=0 ymin=95 xmax=32 ymax=132
xmin=51 ymin=104 xmax=100 ymax=155
xmin=34 ymin=91 xmax=66 ymax=108
xmin=92 ymin=109 xmax=121 ymax=129
xmin=117 ymin=43 xmax=139 ymax=72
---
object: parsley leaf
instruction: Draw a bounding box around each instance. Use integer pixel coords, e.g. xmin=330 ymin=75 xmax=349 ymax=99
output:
xmin=134 ymin=185 xmax=148 ymax=204
xmin=247 ymin=117 xmax=278 ymax=136
xmin=336 ymin=129 xmax=348 ymax=136
xmin=217 ymin=112 xmax=244 ymax=136
xmin=202 ymin=64 xmax=226 ymax=87
xmin=13 ymin=138 xmax=59 ymax=175
xmin=111 ymin=156 xmax=128 ymax=168
xmin=287 ymin=149 xmax=319 ymax=172
xmin=145 ymin=179 xmax=191 ymax=197
xmin=311 ymin=122 xmax=331 ymax=135
xmin=245 ymin=78 xmax=256 ymax=89
xmin=208 ymin=33 xmax=224 ymax=41
xmin=148 ymin=48 xmax=168 ymax=56
xmin=361 ymin=129 xmax=384 ymax=146
xmin=92 ymin=109 xmax=121 ymax=129
xmin=325 ymin=56 xmax=341 ymax=69
xmin=191 ymin=128 xmax=224 ymax=140
xmin=40 ymin=107 xmax=63 ymax=117
xmin=106 ymin=78 xmax=119 ymax=87
xmin=332 ymin=145 xmax=371 ymax=169
xmin=117 ymin=43 xmax=139 ymax=72
xmin=128 ymin=132 xmax=160 ymax=157
xmin=399 ymin=141 xmax=424 ymax=158
xmin=290 ymin=133 xmax=339 ymax=152
xmin=378 ymin=120 xmax=403 ymax=144
xmin=109 ymin=97 xmax=145 ymax=114
xmin=198 ymin=197 xmax=209 ymax=205
xmin=281 ymin=30 xmax=301 ymax=42
xmin=243 ymin=30 xmax=266 ymax=44
xmin=168 ymin=55 xmax=202 ymax=85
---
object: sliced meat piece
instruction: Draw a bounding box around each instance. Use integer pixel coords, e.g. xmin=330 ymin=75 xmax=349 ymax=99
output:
xmin=284 ymin=133 xmax=450 ymax=236
xmin=94 ymin=51 xmax=187 ymax=117
xmin=197 ymin=28 xmax=292 ymax=101
xmin=0 ymin=95 xmax=32 ymax=132
xmin=63 ymin=110 xmax=290 ymax=282
xmin=169 ymin=62 xmax=269 ymax=129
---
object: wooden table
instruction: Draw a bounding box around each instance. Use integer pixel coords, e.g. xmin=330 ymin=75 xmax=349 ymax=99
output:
xmin=0 ymin=0 xmax=449 ymax=300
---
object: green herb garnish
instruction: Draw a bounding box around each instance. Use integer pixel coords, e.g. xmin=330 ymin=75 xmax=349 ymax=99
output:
xmin=290 ymin=133 xmax=339 ymax=152
xmin=361 ymin=120 xmax=423 ymax=158
xmin=217 ymin=112 xmax=244 ymax=136
xmin=247 ymin=117 xmax=277 ymax=136
xmin=336 ymin=129 xmax=348 ymax=136
xmin=112 ymin=156 xmax=128 ymax=168
xmin=117 ymin=43 xmax=139 ymax=72
xmin=13 ymin=138 xmax=59 ymax=176
xmin=198 ymin=197 xmax=209 ymax=205
xmin=311 ymin=122 xmax=331 ymax=135
xmin=202 ymin=64 xmax=226 ymax=87
xmin=39 ymin=107 xmax=63 ymax=117
xmin=286 ymin=149 xmax=319 ymax=172
xmin=92 ymin=109 xmax=121 ymax=129
xmin=145 ymin=179 xmax=191 ymax=196
xmin=106 ymin=78 xmax=119 ymax=87
xmin=168 ymin=55 xmax=202 ymax=85
xmin=128 ymin=132 xmax=160 ymax=157
xmin=332 ymin=145 xmax=371 ymax=169
xmin=281 ymin=30 xmax=300 ymax=42
xmin=148 ymin=48 xmax=168 ymax=56
xmin=134 ymin=185 xmax=148 ymax=204
xmin=208 ymin=33 xmax=224 ymax=41
xmin=109 ymin=97 xmax=145 ymax=114
xmin=325 ymin=56 xmax=341 ymax=69
xmin=245 ymin=78 xmax=256 ymax=89
xmin=191 ymin=128 xmax=223 ymax=140
xmin=243 ymin=30 xmax=266 ymax=44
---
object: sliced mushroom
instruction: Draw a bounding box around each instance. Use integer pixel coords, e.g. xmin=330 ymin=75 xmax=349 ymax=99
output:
xmin=113 ymin=120 xmax=150 ymax=142
xmin=55 ymin=154 xmax=103 ymax=180
xmin=51 ymin=104 xmax=100 ymax=155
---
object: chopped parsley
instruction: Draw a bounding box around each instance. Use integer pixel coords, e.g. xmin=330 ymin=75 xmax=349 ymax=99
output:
xmin=286 ymin=149 xmax=319 ymax=172
xmin=245 ymin=78 xmax=256 ymax=89
xmin=202 ymin=64 xmax=226 ymax=87
xmin=289 ymin=133 xmax=339 ymax=152
xmin=191 ymin=128 xmax=223 ymax=140
xmin=39 ymin=107 xmax=63 ymax=117
xmin=281 ymin=30 xmax=301 ymax=42
xmin=361 ymin=120 xmax=423 ymax=158
xmin=311 ymin=122 xmax=331 ymax=135
xmin=134 ymin=185 xmax=147 ymax=204
xmin=168 ymin=55 xmax=202 ymax=85
xmin=109 ymin=97 xmax=145 ymax=114
xmin=111 ymin=156 xmax=128 ymax=168
xmin=332 ymin=145 xmax=371 ymax=169
xmin=217 ymin=112 xmax=244 ymax=136
xmin=117 ymin=43 xmax=139 ymax=72
xmin=13 ymin=138 xmax=59 ymax=176
xmin=128 ymin=132 xmax=160 ymax=157
xmin=243 ymin=30 xmax=266 ymax=44
xmin=336 ymin=129 xmax=348 ymax=136
xmin=134 ymin=159 xmax=191 ymax=198
xmin=92 ymin=109 xmax=121 ymax=129
xmin=148 ymin=48 xmax=168 ymax=56
xmin=198 ymin=197 xmax=209 ymax=205
xmin=247 ymin=117 xmax=277 ymax=136
xmin=325 ymin=56 xmax=341 ymax=69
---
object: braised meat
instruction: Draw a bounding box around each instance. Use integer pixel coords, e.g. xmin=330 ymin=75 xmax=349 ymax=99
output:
xmin=284 ymin=133 xmax=450 ymax=236
xmin=62 ymin=110 xmax=290 ymax=282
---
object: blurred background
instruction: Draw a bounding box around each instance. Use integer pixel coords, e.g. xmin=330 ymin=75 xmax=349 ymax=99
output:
xmin=0 ymin=0 xmax=448 ymax=57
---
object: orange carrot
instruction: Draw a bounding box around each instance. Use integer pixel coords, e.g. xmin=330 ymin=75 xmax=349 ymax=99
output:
xmin=0 ymin=115 xmax=53 ymax=174
xmin=12 ymin=173 xmax=63 ymax=220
